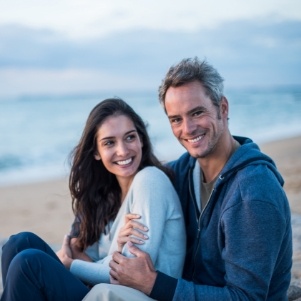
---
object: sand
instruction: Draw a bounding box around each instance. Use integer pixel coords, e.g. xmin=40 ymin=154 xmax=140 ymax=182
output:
xmin=0 ymin=135 xmax=300 ymax=247
xmin=0 ymin=177 xmax=73 ymax=246
xmin=260 ymin=135 xmax=301 ymax=215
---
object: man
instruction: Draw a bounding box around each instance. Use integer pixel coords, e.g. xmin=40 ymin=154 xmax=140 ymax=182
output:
xmin=87 ymin=58 xmax=292 ymax=300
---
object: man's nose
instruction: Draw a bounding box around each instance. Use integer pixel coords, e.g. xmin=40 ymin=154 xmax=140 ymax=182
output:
xmin=183 ymin=118 xmax=196 ymax=135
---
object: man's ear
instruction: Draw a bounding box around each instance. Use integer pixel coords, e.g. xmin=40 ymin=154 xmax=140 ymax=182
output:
xmin=220 ymin=96 xmax=229 ymax=117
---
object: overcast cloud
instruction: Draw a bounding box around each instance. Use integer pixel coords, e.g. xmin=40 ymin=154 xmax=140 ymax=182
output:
xmin=0 ymin=1 xmax=300 ymax=97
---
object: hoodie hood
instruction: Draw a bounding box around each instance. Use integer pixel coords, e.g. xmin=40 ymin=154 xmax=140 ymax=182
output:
xmin=219 ymin=136 xmax=284 ymax=187
xmin=180 ymin=136 xmax=284 ymax=188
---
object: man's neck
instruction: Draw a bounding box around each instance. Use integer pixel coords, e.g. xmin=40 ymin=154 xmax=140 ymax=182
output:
xmin=198 ymin=136 xmax=237 ymax=183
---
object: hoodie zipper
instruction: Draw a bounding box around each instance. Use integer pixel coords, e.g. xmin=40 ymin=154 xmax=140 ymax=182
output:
xmin=189 ymin=168 xmax=220 ymax=279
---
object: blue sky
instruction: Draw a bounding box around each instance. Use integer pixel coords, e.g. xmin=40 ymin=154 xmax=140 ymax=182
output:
xmin=0 ymin=0 xmax=300 ymax=97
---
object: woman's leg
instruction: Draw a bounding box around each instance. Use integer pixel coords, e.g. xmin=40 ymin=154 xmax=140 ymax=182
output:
xmin=1 ymin=248 xmax=90 ymax=301
xmin=83 ymin=283 xmax=155 ymax=301
xmin=1 ymin=232 xmax=59 ymax=286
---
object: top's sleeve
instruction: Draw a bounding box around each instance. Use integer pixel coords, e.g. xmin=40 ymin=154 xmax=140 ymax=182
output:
xmin=70 ymin=255 xmax=111 ymax=285
xmin=70 ymin=167 xmax=184 ymax=286
xmin=121 ymin=167 xmax=179 ymax=264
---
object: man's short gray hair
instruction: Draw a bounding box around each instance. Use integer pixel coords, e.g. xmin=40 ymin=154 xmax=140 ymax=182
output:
xmin=158 ymin=57 xmax=224 ymax=109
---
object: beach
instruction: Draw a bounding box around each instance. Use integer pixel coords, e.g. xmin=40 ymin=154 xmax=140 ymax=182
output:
xmin=0 ymin=177 xmax=73 ymax=247
xmin=1 ymin=135 xmax=300 ymax=243
xmin=0 ymin=135 xmax=301 ymax=292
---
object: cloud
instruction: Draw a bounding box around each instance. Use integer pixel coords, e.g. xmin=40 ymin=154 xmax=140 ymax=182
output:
xmin=1 ymin=0 xmax=301 ymax=38
xmin=0 ymin=19 xmax=300 ymax=97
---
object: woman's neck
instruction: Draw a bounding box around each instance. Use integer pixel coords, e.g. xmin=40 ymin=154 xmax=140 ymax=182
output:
xmin=117 ymin=175 xmax=135 ymax=202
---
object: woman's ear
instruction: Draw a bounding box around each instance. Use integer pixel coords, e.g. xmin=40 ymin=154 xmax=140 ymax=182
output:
xmin=94 ymin=152 xmax=101 ymax=161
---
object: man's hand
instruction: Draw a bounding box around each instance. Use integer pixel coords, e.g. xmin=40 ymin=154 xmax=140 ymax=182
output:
xmin=109 ymin=242 xmax=157 ymax=295
xmin=56 ymin=235 xmax=73 ymax=269
xmin=117 ymin=213 xmax=149 ymax=252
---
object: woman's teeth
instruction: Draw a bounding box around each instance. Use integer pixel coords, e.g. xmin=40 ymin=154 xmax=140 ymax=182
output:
xmin=117 ymin=158 xmax=132 ymax=165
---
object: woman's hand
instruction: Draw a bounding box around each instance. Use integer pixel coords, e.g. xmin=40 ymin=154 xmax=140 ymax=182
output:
xmin=56 ymin=235 xmax=73 ymax=269
xmin=70 ymin=237 xmax=93 ymax=262
xmin=117 ymin=213 xmax=149 ymax=252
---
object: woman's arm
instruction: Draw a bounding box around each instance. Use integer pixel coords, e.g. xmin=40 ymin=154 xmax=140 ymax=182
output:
xmin=116 ymin=213 xmax=149 ymax=252
xmin=70 ymin=167 xmax=185 ymax=286
xmin=116 ymin=167 xmax=186 ymax=277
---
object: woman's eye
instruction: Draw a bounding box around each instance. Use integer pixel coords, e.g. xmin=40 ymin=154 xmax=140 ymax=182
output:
xmin=103 ymin=140 xmax=114 ymax=146
xmin=126 ymin=134 xmax=136 ymax=141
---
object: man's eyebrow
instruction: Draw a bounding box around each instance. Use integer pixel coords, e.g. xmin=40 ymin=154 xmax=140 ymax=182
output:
xmin=168 ymin=106 xmax=206 ymax=119
xmin=167 ymin=114 xmax=180 ymax=120
xmin=187 ymin=106 xmax=205 ymax=115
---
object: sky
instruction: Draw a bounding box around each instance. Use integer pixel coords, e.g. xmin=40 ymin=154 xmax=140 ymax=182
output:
xmin=0 ymin=0 xmax=301 ymax=97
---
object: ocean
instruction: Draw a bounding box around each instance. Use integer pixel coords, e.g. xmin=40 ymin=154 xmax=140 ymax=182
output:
xmin=0 ymin=86 xmax=301 ymax=186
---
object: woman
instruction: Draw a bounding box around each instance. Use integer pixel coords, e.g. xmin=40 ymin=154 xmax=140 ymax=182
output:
xmin=1 ymin=98 xmax=186 ymax=301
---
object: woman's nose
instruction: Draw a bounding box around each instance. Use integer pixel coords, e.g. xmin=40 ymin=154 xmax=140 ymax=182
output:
xmin=116 ymin=142 xmax=129 ymax=156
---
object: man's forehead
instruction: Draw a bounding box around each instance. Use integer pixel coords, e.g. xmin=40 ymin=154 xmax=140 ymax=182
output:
xmin=165 ymin=85 xmax=211 ymax=114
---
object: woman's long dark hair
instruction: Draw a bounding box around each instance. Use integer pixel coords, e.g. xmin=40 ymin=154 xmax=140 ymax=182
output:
xmin=69 ymin=97 xmax=172 ymax=249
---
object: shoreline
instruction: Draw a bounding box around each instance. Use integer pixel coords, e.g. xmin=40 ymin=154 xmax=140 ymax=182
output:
xmin=0 ymin=134 xmax=301 ymax=295
xmin=0 ymin=134 xmax=300 ymax=245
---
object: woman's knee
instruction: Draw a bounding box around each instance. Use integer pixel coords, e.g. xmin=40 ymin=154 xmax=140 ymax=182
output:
xmin=4 ymin=249 xmax=48 ymax=292
xmin=10 ymin=249 xmax=46 ymax=273
xmin=3 ymin=231 xmax=37 ymax=248
xmin=2 ymin=231 xmax=44 ymax=253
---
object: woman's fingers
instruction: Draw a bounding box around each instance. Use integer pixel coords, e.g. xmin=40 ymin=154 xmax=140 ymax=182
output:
xmin=124 ymin=220 xmax=149 ymax=233
xmin=124 ymin=213 xmax=141 ymax=223
xmin=124 ymin=214 xmax=148 ymax=232
xmin=120 ymin=226 xmax=149 ymax=240
xmin=117 ymin=213 xmax=149 ymax=252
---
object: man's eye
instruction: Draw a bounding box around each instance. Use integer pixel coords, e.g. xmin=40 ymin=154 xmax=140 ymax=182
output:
xmin=192 ymin=111 xmax=202 ymax=117
xmin=170 ymin=118 xmax=181 ymax=124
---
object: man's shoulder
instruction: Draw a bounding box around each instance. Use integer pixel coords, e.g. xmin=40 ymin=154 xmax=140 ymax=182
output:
xmin=168 ymin=152 xmax=195 ymax=173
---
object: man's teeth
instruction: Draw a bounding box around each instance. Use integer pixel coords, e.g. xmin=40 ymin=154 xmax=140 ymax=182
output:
xmin=188 ymin=135 xmax=203 ymax=143
xmin=117 ymin=158 xmax=132 ymax=165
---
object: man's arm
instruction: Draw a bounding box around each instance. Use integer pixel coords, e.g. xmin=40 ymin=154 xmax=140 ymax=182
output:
xmin=109 ymin=201 xmax=291 ymax=301
xmin=110 ymin=246 xmax=179 ymax=300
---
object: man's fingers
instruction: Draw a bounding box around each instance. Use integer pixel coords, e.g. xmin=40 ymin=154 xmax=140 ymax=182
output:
xmin=111 ymin=251 xmax=124 ymax=265
xmin=110 ymin=275 xmax=119 ymax=285
xmin=127 ymin=242 xmax=149 ymax=258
